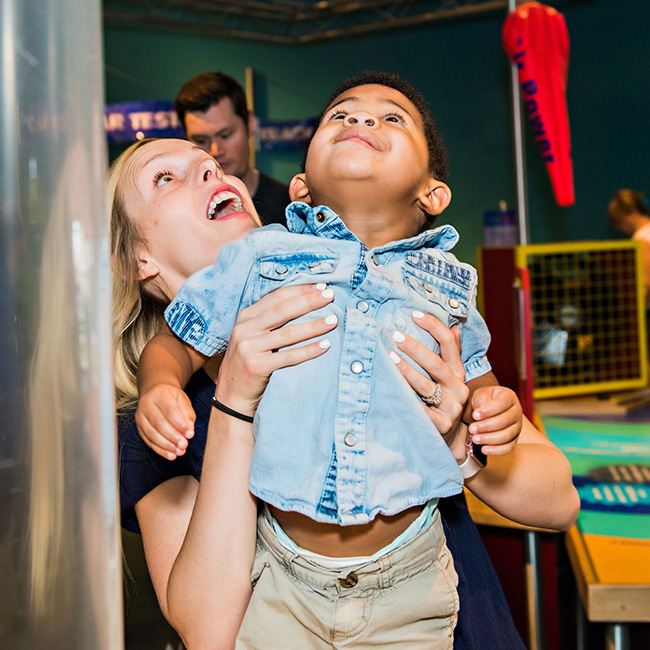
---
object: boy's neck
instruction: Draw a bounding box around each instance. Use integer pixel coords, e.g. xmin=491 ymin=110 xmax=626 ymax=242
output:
xmin=316 ymin=190 xmax=423 ymax=249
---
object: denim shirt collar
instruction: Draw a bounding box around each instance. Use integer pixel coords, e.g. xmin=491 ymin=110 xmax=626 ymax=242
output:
xmin=285 ymin=201 xmax=460 ymax=253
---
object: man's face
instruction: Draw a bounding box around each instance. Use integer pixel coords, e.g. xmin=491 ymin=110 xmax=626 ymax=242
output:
xmin=305 ymin=84 xmax=432 ymax=207
xmin=184 ymin=97 xmax=251 ymax=180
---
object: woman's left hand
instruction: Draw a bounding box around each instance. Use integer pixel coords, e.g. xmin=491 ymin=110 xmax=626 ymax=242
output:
xmin=390 ymin=312 xmax=469 ymax=457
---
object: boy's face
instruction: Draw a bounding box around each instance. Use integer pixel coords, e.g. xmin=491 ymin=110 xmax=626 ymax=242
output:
xmin=304 ymin=84 xmax=434 ymax=210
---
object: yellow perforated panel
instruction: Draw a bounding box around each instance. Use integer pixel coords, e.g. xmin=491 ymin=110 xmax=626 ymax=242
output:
xmin=517 ymin=241 xmax=648 ymax=398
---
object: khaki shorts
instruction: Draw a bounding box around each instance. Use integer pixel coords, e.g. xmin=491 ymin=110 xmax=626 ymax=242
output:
xmin=235 ymin=506 xmax=458 ymax=649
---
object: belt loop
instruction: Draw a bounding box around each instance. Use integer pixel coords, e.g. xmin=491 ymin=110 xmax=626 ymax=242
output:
xmin=378 ymin=554 xmax=393 ymax=590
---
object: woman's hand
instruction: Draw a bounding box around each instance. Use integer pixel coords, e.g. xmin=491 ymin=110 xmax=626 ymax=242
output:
xmin=390 ymin=311 xmax=470 ymax=458
xmin=215 ymin=282 xmax=337 ymax=414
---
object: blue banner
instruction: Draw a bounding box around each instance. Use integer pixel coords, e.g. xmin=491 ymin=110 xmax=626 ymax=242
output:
xmin=105 ymin=101 xmax=316 ymax=152
xmin=257 ymin=118 xmax=317 ymax=152
xmin=105 ymin=100 xmax=185 ymax=143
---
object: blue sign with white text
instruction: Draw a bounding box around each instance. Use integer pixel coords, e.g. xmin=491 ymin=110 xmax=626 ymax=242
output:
xmin=105 ymin=100 xmax=316 ymax=152
xmin=105 ymin=100 xmax=185 ymax=143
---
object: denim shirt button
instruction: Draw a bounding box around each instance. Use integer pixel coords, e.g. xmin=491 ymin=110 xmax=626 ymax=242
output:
xmin=448 ymin=297 xmax=460 ymax=309
xmin=350 ymin=361 xmax=364 ymax=374
xmin=356 ymin=300 xmax=369 ymax=313
xmin=308 ymin=261 xmax=321 ymax=269
xmin=422 ymin=282 xmax=433 ymax=294
xmin=344 ymin=433 xmax=357 ymax=447
xmin=316 ymin=210 xmax=327 ymax=222
xmin=275 ymin=264 xmax=288 ymax=275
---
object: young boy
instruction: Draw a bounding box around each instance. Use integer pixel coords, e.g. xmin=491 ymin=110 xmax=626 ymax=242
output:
xmin=137 ymin=71 xmax=520 ymax=647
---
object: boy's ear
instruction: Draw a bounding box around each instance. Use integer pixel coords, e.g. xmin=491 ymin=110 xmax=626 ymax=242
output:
xmin=289 ymin=173 xmax=313 ymax=204
xmin=418 ymin=181 xmax=452 ymax=216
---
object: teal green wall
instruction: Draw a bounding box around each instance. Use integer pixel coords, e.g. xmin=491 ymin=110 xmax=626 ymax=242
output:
xmin=104 ymin=0 xmax=650 ymax=264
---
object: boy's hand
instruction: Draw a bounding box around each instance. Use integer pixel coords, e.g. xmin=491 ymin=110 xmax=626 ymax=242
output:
xmin=467 ymin=385 xmax=522 ymax=456
xmin=135 ymin=384 xmax=196 ymax=460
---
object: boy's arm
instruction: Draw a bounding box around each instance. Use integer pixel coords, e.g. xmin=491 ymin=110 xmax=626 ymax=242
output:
xmin=463 ymin=371 xmax=580 ymax=531
xmin=136 ymin=325 xmax=209 ymax=460
xmin=137 ymin=324 xmax=207 ymax=395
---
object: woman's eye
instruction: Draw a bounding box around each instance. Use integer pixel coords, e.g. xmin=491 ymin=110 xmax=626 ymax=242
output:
xmin=329 ymin=110 xmax=347 ymax=121
xmin=153 ymin=171 xmax=174 ymax=187
xmin=384 ymin=113 xmax=405 ymax=124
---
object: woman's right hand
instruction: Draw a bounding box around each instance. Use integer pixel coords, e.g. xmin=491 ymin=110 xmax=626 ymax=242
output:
xmin=390 ymin=313 xmax=470 ymax=459
xmin=214 ymin=282 xmax=337 ymax=416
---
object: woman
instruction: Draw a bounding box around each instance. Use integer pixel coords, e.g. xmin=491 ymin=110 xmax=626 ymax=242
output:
xmin=112 ymin=138 xmax=579 ymax=649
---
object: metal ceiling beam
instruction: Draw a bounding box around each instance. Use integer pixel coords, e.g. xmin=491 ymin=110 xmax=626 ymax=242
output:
xmin=103 ymin=0 xmax=587 ymax=44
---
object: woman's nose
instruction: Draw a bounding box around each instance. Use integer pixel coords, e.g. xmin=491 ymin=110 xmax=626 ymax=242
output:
xmin=198 ymin=160 xmax=223 ymax=184
xmin=344 ymin=113 xmax=377 ymax=128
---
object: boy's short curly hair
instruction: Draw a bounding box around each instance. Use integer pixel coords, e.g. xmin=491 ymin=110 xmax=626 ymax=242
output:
xmin=306 ymin=71 xmax=448 ymax=182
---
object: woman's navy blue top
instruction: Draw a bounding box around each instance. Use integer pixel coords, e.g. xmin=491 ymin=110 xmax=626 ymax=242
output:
xmin=119 ymin=369 xmax=525 ymax=650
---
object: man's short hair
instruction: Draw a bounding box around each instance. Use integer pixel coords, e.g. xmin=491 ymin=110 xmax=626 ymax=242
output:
xmin=307 ymin=71 xmax=448 ymax=182
xmin=174 ymin=72 xmax=249 ymax=129
xmin=607 ymin=189 xmax=650 ymax=229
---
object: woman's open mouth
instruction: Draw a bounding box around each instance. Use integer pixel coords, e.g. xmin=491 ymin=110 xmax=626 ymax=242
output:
xmin=207 ymin=188 xmax=245 ymax=220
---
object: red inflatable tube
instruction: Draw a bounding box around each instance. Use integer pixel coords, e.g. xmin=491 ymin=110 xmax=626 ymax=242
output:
xmin=503 ymin=2 xmax=574 ymax=207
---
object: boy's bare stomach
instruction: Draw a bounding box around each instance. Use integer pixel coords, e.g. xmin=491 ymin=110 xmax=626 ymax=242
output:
xmin=269 ymin=504 xmax=424 ymax=557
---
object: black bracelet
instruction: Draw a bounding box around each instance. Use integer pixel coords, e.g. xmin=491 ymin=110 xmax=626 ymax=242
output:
xmin=211 ymin=397 xmax=255 ymax=423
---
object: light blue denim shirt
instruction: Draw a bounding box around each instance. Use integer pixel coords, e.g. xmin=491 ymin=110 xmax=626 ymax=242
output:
xmin=166 ymin=202 xmax=492 ymax=525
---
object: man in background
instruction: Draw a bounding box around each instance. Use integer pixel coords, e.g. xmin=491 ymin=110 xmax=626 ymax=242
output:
xmin=175 ymin=72 xmax=290 ymax=225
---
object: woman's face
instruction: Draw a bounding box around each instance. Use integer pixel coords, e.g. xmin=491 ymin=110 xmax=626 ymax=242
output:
xmin=121 ymin=139 xmax=262 ymax=299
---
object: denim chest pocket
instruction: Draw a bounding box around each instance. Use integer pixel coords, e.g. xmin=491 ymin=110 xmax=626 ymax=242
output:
xmin=401 ymin=253 xmax=477 ymax=324
xmin=259 ymin=252 xmax=338 ymax=282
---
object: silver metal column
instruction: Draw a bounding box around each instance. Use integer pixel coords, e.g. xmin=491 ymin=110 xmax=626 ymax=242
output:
xmin=605 ymin=624 xmax=630 ymax=650
xmin=508 ymin=0 xmax=529 ymax=246
xmin=507 ymin=2 xmax=543 ymax=648
xmin=0 ymin=1 xmax=123 ymax=648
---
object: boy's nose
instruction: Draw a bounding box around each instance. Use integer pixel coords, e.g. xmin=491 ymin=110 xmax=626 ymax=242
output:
xmin=344 ymin=113 xmax=377 ymax=128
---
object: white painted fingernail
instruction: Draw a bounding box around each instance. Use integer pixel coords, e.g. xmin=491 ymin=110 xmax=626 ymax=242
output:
xmin=389 ymin=351 xmax=401 ymax=364
xmin=315 ymin=283 xmax=327 ymax=291
xmin=325 ymin=315 xmax=338 ymax=325
xmin=321 ymin=289 xmax=334 ymax=299
xmin=319 ymin=339 xmax=331 ymax=349
xmin=412 ymin=310 xmax=425 ymax=319
xmin=392 ymin=331 xmax=406 ymax=343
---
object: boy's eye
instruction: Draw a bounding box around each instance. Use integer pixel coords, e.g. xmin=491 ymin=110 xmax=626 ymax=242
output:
xmin=153 ymin=170 xmax=175 ymax=187
xmin=328 ymin=109 xmax=347 ymax=121
xmin=384 ymin=113 xmax=406 ymax=124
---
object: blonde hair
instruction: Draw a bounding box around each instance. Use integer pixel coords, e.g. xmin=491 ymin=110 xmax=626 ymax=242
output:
xmin=109 ymin=139 xmax=168 ymax=412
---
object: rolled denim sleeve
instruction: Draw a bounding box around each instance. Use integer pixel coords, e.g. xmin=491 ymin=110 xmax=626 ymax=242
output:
xmin=165 ymin=237 xmax=257 ymax=356
xmin=461 ymin=297 xmax=492 ymax=381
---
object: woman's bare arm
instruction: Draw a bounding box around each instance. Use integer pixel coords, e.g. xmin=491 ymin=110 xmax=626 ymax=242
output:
xmin=134 ymin=284 xmax=337 ymax=650
xmin=136 ymin=412 xmax=256 ymax=650
xmin=464 ymin=372 xmax=580 ymax=531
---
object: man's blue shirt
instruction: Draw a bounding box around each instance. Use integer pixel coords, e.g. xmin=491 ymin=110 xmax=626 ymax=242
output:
xmin=166 ymin=202 xmax=491 ymax=525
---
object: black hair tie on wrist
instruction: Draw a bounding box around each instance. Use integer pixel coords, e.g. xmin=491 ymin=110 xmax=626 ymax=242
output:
xmin=211 ymin=397 xmax=255 ymax=423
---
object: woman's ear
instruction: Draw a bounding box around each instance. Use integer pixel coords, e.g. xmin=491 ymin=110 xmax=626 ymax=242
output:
xmin=135 ymin=245 xmax=159 ymax=282
xmin=418 ymin=181 xmax=452 ymax=216
xmin=289 ymin=173 xmax=313 ymax=204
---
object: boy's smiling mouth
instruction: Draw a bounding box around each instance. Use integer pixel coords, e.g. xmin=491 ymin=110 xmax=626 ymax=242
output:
xmin=335 ymin=129 xmax=382 ymax=151
xmin=207 ymin=186 xmax=245 ymax=220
